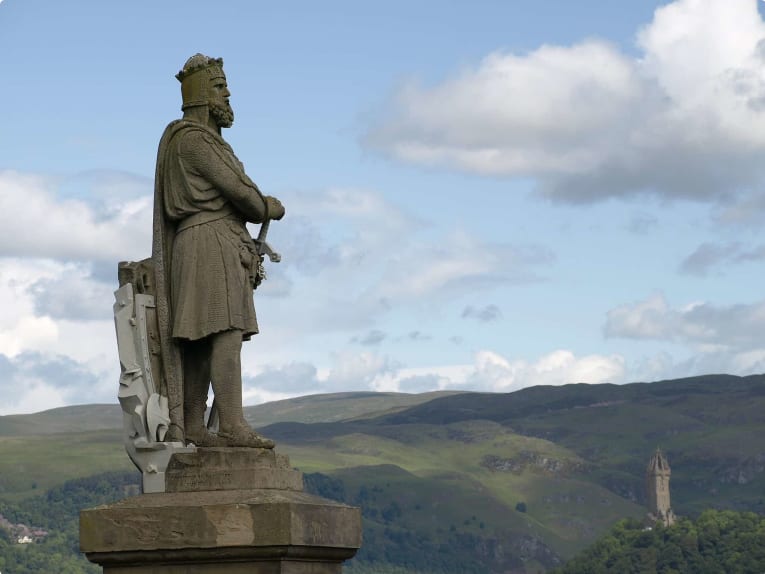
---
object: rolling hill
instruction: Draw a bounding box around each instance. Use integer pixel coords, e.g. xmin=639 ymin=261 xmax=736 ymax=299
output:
xmin=0 ymin=374 xmax=763 ymax=572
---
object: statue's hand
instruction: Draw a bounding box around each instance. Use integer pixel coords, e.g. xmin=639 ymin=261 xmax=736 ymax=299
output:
xmin=265 ymin=196 xmax=285 ymax=220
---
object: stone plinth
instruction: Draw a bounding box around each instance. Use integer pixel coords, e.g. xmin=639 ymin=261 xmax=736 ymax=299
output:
xmin=80 ymin=449 xmax=362 ymax=573
xmin=165 ymin=447 xmax=303 ymax=493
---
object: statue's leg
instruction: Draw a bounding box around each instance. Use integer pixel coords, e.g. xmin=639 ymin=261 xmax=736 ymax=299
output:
xmin=210 ymin=329 xmax=274 ymax=449
xmin=182 ymin=338 xmax=227 ymax=447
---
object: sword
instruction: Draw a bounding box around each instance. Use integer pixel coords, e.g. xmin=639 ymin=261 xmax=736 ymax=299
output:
xmin=253 ymin=219 xmax=281 ymax=263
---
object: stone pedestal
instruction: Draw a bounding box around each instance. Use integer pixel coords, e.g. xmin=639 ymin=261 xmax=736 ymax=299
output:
xmin=80 ymin=448 xmax=362 ymax=573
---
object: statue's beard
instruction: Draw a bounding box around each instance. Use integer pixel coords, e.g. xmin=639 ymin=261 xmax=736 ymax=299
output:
xmin=210 ymin=100 xmax=234 ymax=128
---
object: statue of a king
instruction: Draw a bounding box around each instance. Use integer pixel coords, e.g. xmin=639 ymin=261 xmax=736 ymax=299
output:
xmin=152 ymin=53 xmax=285 ymax=448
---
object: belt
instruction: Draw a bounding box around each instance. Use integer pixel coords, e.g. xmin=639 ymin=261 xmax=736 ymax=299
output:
xmin=176 ymin=204 xmax=237 ymax=233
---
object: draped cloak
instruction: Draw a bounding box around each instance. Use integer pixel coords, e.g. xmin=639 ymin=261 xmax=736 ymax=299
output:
xmin=152 ymin=119 xmax=267 ymax=439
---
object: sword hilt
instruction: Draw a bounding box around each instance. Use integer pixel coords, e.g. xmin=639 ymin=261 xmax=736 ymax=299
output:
xmin=254 ymin=219 xmax=281 ymax=263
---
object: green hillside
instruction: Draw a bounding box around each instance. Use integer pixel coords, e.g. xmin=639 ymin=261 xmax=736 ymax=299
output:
xmin=0 ymin=375 xmax=763 ymax=572
xmin=0 ymin=390 xmax=457 ymax=437
xmin=0 ymin=404 xmax=122 ymax=436
xmin=0 ymin=430 xmax=134 ymax=502
xmin=243 ymin=390 xmax=464 ymax=426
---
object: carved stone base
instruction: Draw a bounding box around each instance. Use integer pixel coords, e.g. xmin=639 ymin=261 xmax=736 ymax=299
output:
xmin=165 ymin=447 xmax=303 ymax=493
xmin=80 ymin=449 xmax=362 ymax=573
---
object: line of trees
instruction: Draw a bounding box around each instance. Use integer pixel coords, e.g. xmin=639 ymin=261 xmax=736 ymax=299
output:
xmin=552 ymin=510 xmax=765 ymax=574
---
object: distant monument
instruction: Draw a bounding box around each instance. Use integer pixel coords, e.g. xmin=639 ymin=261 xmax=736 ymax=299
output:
xmin=81 ymin=54 xmax=361 ymax=573
xmin=646 ymin=448 xmax=676 ymax=526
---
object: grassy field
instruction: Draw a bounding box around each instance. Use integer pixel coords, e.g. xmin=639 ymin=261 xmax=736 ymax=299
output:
xmin=0 ymin=430 xmax=134 ymax=501
xmin=1 ymin=374 xmax=763 ymax=569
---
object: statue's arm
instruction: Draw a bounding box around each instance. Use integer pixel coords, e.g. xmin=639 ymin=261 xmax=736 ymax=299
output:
xmin=180 ymin=130 xmax=268 ymax=222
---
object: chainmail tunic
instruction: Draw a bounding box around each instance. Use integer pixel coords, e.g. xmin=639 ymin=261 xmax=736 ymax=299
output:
xmin=157 ymin=120 xmax=266 ymax=341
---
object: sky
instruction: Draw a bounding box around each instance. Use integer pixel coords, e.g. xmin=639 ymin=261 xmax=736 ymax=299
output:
xmin=2 ymin=0 xmax=765 ymax=415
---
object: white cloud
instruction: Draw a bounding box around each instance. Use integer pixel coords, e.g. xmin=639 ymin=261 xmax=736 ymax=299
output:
xmin=0 ymin=257 xmax=118 ymax=411
xmin=372 ymin=230 xmax=552 ymax=303
xmin=256 ymin=189 xmax=553 ymax=339
xmin=358 ymin=349 xmax=625 ymax=395
xmin=0 ymin=381 xmax=67 ymax=416
xmin=367 ymin=40 xmax=641 ymax=178
xmin=0 ymin=170 xmax=152 ymax=262
xmin=465 ymin=349 xmax=626 ymax=392
xmin=0 ymin=351 xmax=111 ymax=416
xmin=604 ymin=292 xmax=765 ymax=351
xmin=365 ymin=0 xmax=765 ymax=205
xmin=631 ymin=348 xmax=765 ymax=382
xmin=0 ymin=259 xmax=62 ymax=357
xmin=0 ymin=180 xmax=556 ymax=413
xmin=244 ymin=351 xmax=401 ymax=399
xmin=0 ymin=315 xmax=58 ymax=359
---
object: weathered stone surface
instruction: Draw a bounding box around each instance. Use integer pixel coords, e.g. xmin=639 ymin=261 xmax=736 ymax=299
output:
xmin=101 ymin=563 xmax=345 ymax=573
xmin=165 ymin=447 xmax=303 ymax=492
xmin=80 ymin=489 xmax=362 ymax=572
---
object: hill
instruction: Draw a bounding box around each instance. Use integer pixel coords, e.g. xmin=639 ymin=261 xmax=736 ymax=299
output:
xmin=0 ymin=390 xmax=458 ymax=437
xmin=243 ymin=390 xmax=465 ymax=426
xmin=0 ymin=375 xmax=763 ymax=573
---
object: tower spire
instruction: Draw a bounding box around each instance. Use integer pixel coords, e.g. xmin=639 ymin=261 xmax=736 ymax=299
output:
xmin=646 ymin=448 xmax=676 ymax=526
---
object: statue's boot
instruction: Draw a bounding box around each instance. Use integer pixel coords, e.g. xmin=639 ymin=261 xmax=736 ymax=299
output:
xmin=218 ymin=420 xmax=275 ymax=449
xmin=185 ymin=423 xmax=229 ymax=447
xmin=165 ymin=422 xmax=185 ymax=443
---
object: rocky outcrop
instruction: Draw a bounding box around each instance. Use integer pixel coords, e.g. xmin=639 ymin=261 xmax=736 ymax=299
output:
xmin=481 ymin=451 xmax=586 ymax=476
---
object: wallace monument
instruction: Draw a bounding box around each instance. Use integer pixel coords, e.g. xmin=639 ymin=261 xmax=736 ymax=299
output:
xmin=80 ymin=54 xmax=362 ymax=573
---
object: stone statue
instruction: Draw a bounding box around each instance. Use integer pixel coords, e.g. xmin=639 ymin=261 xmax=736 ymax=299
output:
xmin=115 ymin=54 xmax=284 ymax=489
xmin=92 ymin=56 xmax=361 ymax=572
xmin=153 ymin=53 xmax=284 ymax=449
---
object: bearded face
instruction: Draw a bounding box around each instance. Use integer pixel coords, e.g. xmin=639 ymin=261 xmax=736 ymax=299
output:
xmin=209 ymin=77 xmax=235 ymax=128
xmin=210 ymin=99 xmax=235 ymax=128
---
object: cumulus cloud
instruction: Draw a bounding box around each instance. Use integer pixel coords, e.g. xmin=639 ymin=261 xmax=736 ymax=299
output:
xmin=31 ymin=267 xmax=115 ymax=321
xmin=0 ymin=257 xmax=119 ymax=410
xmin=372 ymin=231 xmax=552 ymax=303
xmin=628 ymin=347 xmax=765 ymax=383
xmin=0 ymin=259 xmax=64 ymax=357
xmin=246 ymin=361 xmax=320 ymax=394
xmin=0 ymin=170 xmax=152 ymax=262
xmin=365 ymin=0 xmax=765 ymax=206
xmin=244 ymin=351 xmax=401 ymax=397
xmin=354 ymin=350 xmax=625 ymax=394
xmin=259 ymin=189 xmax=553 ymax=336
xmin=679 ymin=241 xmax=765 ymax=275
xmin=0 ymin=351 xmax=110 ymax=415
xmin=604 ymin=292 xmax=765 ymax=351
xmin=463 ymin=349 xmax=626 ymax=392
xmin=235 ymin=337 xmax=765 ymax=405
xmin=0 ymin=180 xmax=556 ymax=413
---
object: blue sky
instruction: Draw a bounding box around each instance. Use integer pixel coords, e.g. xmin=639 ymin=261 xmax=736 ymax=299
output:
xmin=2 ymin=0 xmax=765 ymax=414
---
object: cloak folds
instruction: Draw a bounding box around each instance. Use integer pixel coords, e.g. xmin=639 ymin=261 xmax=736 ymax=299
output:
xmin=152 ymin=119 xmax=187 ymax=441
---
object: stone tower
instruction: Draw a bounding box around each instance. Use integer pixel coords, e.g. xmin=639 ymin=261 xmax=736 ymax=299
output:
xmin=646 ymin=448 xmax=676 ymax=526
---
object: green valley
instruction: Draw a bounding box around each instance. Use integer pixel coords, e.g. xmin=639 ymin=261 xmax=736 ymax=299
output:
xmin=0 ymin=374 xmax=763 ymax=572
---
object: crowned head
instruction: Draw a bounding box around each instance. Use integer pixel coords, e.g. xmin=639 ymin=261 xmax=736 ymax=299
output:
xmin=176 ymin=53 xmax=234 ymax=128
